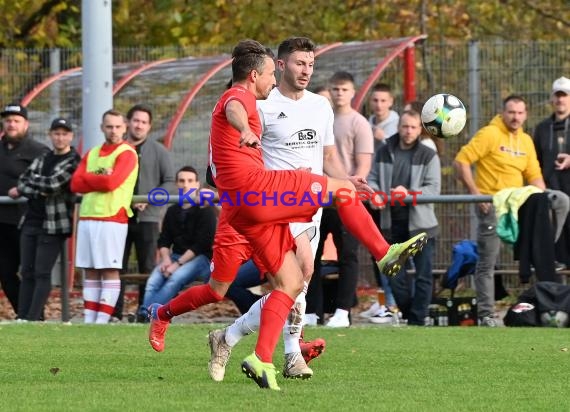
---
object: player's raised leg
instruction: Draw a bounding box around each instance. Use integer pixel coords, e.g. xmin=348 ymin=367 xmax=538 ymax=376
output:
xmin=325 ymin=176 xmax=428 ymax=277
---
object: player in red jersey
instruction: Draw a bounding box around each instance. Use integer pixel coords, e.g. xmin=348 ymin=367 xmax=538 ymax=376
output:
xmin=148 ymin=39 xmax=427 ymax=390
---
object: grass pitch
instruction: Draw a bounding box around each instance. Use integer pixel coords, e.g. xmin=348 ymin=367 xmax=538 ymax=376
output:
xmin=1 ymin=323 xmax=568 ymax=411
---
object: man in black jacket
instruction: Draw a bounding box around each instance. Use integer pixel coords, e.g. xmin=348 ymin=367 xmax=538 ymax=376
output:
xmin=534 ymin=77 xmax=570 ymax=266
xmin=1 ymin=103 xmax=48 ymax=316
xmin=137 ymin=166 xmax=216 ymax=320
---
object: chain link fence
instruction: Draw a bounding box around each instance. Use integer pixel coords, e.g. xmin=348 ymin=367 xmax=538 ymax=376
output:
xmin=1 ymin=40 xmax=569 ymax=288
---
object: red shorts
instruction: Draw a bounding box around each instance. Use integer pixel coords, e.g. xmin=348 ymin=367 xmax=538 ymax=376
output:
xmin=223 ymin=169 xmax=328 ymax=275
xmin=210 ymin=211 xmax=268 ymax=282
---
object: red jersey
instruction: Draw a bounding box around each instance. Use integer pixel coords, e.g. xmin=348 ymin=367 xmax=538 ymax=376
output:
xmin=209 ymin=85 xmax=264 ymax=192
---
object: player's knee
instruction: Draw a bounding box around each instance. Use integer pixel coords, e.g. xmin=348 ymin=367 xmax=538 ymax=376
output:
xmin=208 ymin=278 xmax=231 ymax=299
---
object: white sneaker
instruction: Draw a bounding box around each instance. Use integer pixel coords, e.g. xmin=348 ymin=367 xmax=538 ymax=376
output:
xmin=359 ymin=302 xmax=382 ymax=318
xmin=326 ymin=313 xmax=350 ymax=328
xmin=369 ymin=306 xmax=394 ymax=324
xmin=303 ymin=313 xmax=319 ymax=326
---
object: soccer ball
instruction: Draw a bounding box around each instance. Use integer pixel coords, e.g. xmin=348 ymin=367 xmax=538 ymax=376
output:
xmin=421 ymin=93 xmax=467 ymax=139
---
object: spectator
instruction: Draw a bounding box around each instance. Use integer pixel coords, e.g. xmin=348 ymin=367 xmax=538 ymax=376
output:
xmin=314 ymin=85 xmax=332 ymax=105
xmin=368 ymin=110 xmax=441 ymax=325
xmin=533 ymin=77 xmax=570 ymax=267
xmin=113 ymin=104 xmax=175 ymax=323
xmin=137 ymin=166 xmax=216 ymax=320
xmin=454 ymin=95 xmax=548 ymax=326
xmin=14 ymin=118 xmax=80 ymax=321
xmin=403 ymin=100 xmax=444 ymax=154
xmin=368 ymin=83 xmax=399 ymax=150
xmin=308 ymin=71 xmax=374 ymax=327
xmin=1 ymin=103 xmax=49 ymax=316
xmin=71 ymin=109 xmax=138 ymax=324
xmin=360 ymin=84 xmax=402 ymax=323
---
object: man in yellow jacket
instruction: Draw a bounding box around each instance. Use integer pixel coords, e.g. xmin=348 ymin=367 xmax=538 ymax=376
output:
xmin=71 ymin=109 xmax=139 ymax=324
xmin=454 ymin=95 xmax=545 ymax=326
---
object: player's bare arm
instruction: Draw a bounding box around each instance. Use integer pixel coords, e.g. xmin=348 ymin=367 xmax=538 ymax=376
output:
xmin=225 ymin=100 xmax=261 ymax=148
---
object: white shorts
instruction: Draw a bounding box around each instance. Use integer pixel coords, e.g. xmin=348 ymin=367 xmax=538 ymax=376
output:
xmin=75 ymin=220 xmax=128 ymax=269
xmin=290 ymin=208 xmax=322 ymax=259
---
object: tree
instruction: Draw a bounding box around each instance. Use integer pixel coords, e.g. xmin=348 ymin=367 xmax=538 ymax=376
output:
xmin=0 ymin=0 xmax=568 ymax=48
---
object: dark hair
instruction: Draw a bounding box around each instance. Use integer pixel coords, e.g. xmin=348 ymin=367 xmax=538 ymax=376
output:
xmin=313 ymin=85 xmax=330 ymax=95
xmin=101 ymin=109 xmax=124 ymax=122
xmin=176 ymin=165 xmax=199 ymax=181
xmin=277 ymin=37 xmax=315 ymax=60
xmin=329 ymin=71 xmax=355 ymax=85
xmin=503 ymin=94 xmax=526 ymax=109
xmin=231 ymin=39 xmax=274 ymax=82
xmin=127 ymin=104 xmax=153 ymax=124
xmin=371 ymin=83 xmax=393 ymax=94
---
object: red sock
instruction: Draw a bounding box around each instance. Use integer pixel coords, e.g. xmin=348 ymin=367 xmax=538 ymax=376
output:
xmin=255 ymin=290 xmax=294 ymax=363
xmin=337 ymin=198 xmax=390 ymax=261
xmin=157 ymin=284 xmax=224 ymax=321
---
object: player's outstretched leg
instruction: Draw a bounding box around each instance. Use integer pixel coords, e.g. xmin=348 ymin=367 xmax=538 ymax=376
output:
xmin=328 ymin=177 xmax=428 ymax=278
xmin=208 ymin=329 xmax=232 ymax=382
xmin=148 ymin=303 xmax=170 ymax=352
xmin=147 ymin=283 xmax=226 ymax=352
xmin=377 ymin=232 xmax=428 ymax=277
xmin=241 ymin=352 xmax=280 ymax=391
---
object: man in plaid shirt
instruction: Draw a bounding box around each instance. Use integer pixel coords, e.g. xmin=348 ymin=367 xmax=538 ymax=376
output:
xmin=13 ymin=117 xmax=80 ymax=321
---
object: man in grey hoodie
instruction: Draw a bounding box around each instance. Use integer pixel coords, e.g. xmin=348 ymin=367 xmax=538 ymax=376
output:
xmin=368 ymin=109 xmax=440 ymax=325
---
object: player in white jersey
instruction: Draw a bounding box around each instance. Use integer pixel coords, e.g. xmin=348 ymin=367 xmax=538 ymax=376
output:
xmin=208 ymin=37 xmax=358 ymax=381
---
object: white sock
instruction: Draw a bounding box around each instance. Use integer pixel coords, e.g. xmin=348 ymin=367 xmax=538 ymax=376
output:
xmin=95 ymin=279 xmax=121 ymax=324
xmin=283 ymin=282 xmax=308 ymax=354
xmin=83 ymin=279 xmax=101 ymax=324
xmin=225 ymin=293 xmax=270 ymax=347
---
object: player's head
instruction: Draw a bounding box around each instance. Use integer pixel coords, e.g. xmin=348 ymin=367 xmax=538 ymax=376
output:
xmin=276 ymin=37 xmax=316 ymax=92
xmin=126 ymin=104 xmax=152 ymax=144
xmin=231 ymin=39 xmax=276 ymax=99
xmin=100 ymin=109 xmax=127 ymax=145
xmin=502 ymin=94 xmax=527 ymax=133
xmin=369 ymin=83 xmax=395 ymax=120
xmin=329 ymin=71 xmax=356 ymax=110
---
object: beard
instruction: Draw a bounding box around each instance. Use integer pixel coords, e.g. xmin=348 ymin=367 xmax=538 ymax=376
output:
xmin=3 ymin=132 xmax=25 ymax=145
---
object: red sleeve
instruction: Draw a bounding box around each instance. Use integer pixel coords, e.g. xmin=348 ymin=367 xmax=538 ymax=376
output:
xmin=70 ymin=154 xmax=93 ymax=194
xmin=81 ymin=150 xmax=138 ymax=192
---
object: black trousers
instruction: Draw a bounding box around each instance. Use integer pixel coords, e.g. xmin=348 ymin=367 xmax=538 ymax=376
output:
xmin=18 ymin=224 xmax=66 ymax=321
xmin=0 ymin=222 xmax=21 ymax=314
xmin=307 ymin=208 xmax=359 ymax=322
xmin=113 ymin=221 xmax=159 ymax=319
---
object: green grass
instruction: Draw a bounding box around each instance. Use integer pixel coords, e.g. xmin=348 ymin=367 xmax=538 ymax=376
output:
xmin=0 ymin=323 xmax=569 ymax=411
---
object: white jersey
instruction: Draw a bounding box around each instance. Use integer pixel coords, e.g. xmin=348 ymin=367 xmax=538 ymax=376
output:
xmin=258 ymin=88 xmax=334 ymax=255
xmin=258 ymin=88 xmax=335 ymax=175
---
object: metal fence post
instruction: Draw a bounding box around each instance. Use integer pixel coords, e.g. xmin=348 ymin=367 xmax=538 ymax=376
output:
xmin=60 ymin=240 xmax=70 ymax=323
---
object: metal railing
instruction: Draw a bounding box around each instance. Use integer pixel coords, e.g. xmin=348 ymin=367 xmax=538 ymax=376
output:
xmin=0 ymin=193 xmax=494 ymax=322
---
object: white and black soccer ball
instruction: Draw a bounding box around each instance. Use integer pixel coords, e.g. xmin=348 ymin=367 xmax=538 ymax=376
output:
xmin=421 ymin=93 xmax=467 ymax=139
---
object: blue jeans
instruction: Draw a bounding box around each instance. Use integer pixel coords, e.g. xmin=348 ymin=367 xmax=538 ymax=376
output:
xmin=225 ymin=259 xmax=263 ymax=314
xmin=138 ymin=253 xmax=210 ymax=317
